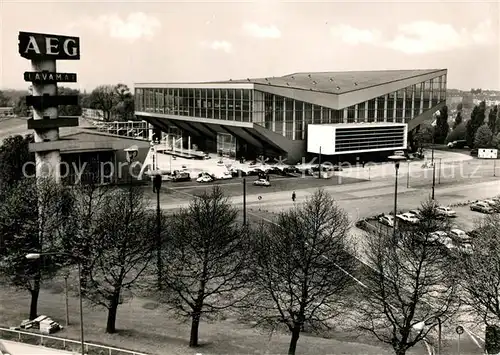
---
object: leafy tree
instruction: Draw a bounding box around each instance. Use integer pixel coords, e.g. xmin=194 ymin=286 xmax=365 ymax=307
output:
xmin=161 ymin=186 xmax=249 ymax=347
xmin=0 ymin=91 xmax=11 ymax=106
xmin=112 ymin=84 xmax=135 ymax=121
xmin=87 ymin=84 xmax=135 ymax=121
xmin=466 ymin=103 xmax=486 ymax=148
xmin=77 ymin=186 xmax=154 ymax=333
xmin=445 ymin=122 xmax=466 ymax=144
xmin=13 ymin=95 xmax=29 ymax=117
xmin=433 ymin=106 xmax=449 ymax=144
xmin=88 ymin=85 xmax=116 ymax=121
xmin=452 ymin=111 xmax=463 ymax=130
xmin=474 ymin=124 xmax=493 ymax=148
xmin=357 ymin=199 xmax=460 ymax=355
xmin=57 ymin=86 xmax=82 ymax=116
xmin=489 ymin=105 xmax=499 ymax=134
xmin=0 ymin=178 xmax=74 ymax=319
xmin=493 ymin=133 xmax=500 ymax=150
xmin=413 ymin=124 xmax=433 ymax=153
xmin=457 ymin=102 xmax=463 ymax=111
xmin=248 ymin=189 xmax=355 ymax=355
xmin=0 ymin=135 xmax=34 ymax=199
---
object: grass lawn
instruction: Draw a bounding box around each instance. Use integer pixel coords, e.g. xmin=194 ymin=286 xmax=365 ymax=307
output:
xmin=0 ymin=280 xmax=399 ymax=355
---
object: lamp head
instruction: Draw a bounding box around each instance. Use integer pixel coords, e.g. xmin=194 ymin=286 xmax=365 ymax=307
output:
xmin=26 ymin=253 xmax=41 ymax=260
xmin=388 ymin=155 xmax=406 ymax=169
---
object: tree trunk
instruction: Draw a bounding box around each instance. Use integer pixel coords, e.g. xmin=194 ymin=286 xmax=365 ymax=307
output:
xmin=189 ymin=311 xmax=201 ymax=347
xmin=288 ymin=326 xmax=301 ymax=355
xmin=105 ymin=293 xmax=120 ymax=334
xmin=29 ymin=287 xmax=40 ymax=320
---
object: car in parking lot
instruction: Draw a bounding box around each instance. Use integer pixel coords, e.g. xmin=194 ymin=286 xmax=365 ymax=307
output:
xmin=438 ymin=235 xmax=456 ymax=250
xmin=253 ymin=178 xmax=271 ymax=187
xmin=196 ymin=175 xmax=214 ymax=183
xmin=449 ymin=228 xmax=471 ymax=243
xmin=397 ymin=212 xmax=420 ymax=224
xmin=436 ymin=206 xmax=457 ymax=218
xmin=483 ymin=199 xmax=498 ymax=206
xmin=429 ymin=230 xmax=448 ymax=243
xmin=409 ymin=209 xmax=422 ymax=218
xmin=379 ymin=215 xmax=395 ymax=227
xmin=456 ymin=243 xmax=473 ymax=254
xmin=470 ymin=201 xmax=495 ymax=214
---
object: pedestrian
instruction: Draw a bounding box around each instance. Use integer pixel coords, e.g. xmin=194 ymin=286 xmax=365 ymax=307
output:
xmin=292 ymin=191 xmax=296 ymax=202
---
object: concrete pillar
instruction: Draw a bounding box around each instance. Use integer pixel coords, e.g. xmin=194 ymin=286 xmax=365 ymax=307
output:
xmin=188 ymin=136 xmax=191 ymax=152
xmin=31 ymin=59 xmax=60 ymax=182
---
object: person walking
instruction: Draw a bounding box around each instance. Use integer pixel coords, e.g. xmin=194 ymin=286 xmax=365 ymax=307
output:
xmin=292 ymin=191 xmax=296 ymax=202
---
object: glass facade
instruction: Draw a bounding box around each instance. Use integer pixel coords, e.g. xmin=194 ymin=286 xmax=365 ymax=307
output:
xmin=135 ymin=73 xmax=447 ymax=141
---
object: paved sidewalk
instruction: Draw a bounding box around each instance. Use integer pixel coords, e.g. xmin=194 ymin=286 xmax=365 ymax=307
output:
xmin=0 ymin=339 xmax=74 ymax=354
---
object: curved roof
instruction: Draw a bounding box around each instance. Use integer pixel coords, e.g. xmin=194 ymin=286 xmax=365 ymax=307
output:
xmin=215 ymin=69 xmax=444 ymax=94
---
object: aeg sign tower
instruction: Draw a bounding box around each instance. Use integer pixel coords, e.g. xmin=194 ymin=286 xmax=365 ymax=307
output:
xmin=18 ymin=31 xmax=80 ymax=181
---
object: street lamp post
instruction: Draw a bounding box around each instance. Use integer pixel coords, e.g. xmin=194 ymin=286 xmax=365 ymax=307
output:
xmin=388 ymin=155 xmax=407 ymax=237
xmin=26 ymin=252 xmax=85 ymax=355
xmin=432 ymin=160 xmax=436 ymax=200
xmin=153 ymin=172 xmax=163 ymax=290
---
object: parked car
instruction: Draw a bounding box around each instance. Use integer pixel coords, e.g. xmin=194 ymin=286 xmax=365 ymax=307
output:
xmin=483 ymin=199 xmax=497 ymax=206
xmin=456 ymin=243 xmax=473 ymax=254
xmin=436 ymin=206 xmax=457 ymax=217
xmin=379 ymin=215 xmax=395 ymax=227
xmin=171 ymin=171 xmax=191 ymax=182
xmin=396 ymin=212 xmax=420 ymax=224
xmin=216 ymin=171 xmax=233 ymax=180
xmin=438 ymin=236 xmax=456 ymax=250
xmin=253 ymin=178 xmax=271 ymax=187
xmin=409 ymin=209 xmax=422 ymax=218
xmin=470 ymin=201 xmax=494 ymax=214
xmin=448 ymin=229 xmax=471 ymax=243
xmin=429 ymin=230 xmax=448 ymax=243
xmin=196 ymin=175 xmax=213 ymax=183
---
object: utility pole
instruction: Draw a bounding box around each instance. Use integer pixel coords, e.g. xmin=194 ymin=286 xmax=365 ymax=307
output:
xmin=64 ymin=274 xmax=69 ymax=326
xmin=243 ymin=178 xmax=247 ymax=226
xmin=318 ymin=146 xmax=322 ymax=179
xmin=431 ymin=161 xmax=436 ymax=200
xmin=153 ymin=173 xmax=163 ymax=290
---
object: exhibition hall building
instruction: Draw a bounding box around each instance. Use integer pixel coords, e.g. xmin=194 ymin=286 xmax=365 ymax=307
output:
xmin=134 ymin=69 xmax=447 ymax=163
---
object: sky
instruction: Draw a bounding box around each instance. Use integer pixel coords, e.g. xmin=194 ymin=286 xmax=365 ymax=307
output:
xmin=0 ymin=0 xmax=499 ymax=92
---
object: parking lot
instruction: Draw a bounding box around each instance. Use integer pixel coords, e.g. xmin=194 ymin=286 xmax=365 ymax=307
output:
xmin=364 ymin=197 xmax=500 ymax=234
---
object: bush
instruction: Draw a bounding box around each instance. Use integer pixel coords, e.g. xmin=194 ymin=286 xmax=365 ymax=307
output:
xmin=445 ymin=123 xmax=466 ymax=144
xmin=474 ymin=124 xmax=493 ymax=148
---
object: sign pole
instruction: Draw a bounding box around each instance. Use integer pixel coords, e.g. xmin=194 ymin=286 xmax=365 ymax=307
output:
xmin=31 ymin=58 xmax=61 ymax=181
xmin=456 ymin=325 xmax=464 ymax=355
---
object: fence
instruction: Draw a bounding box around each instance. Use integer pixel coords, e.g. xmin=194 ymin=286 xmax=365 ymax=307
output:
xmin=0 ymin=327 xmax=149 ymax=355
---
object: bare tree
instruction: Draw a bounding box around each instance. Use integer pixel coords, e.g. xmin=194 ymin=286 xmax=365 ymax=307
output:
xmin=80 ymin=186 xmax=155 ymax=333
xmin=0 ymin=177 xmax=74 ymax=319
xmin=160 ymin=186 xmax=249 ymax=347
xmin=357 ymin=199 xmax=460 ymax=355
xmin=460 ymin=213 xmax=500 ymax=325
xmin=247 ymin=189 xmax=356 ymax=355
